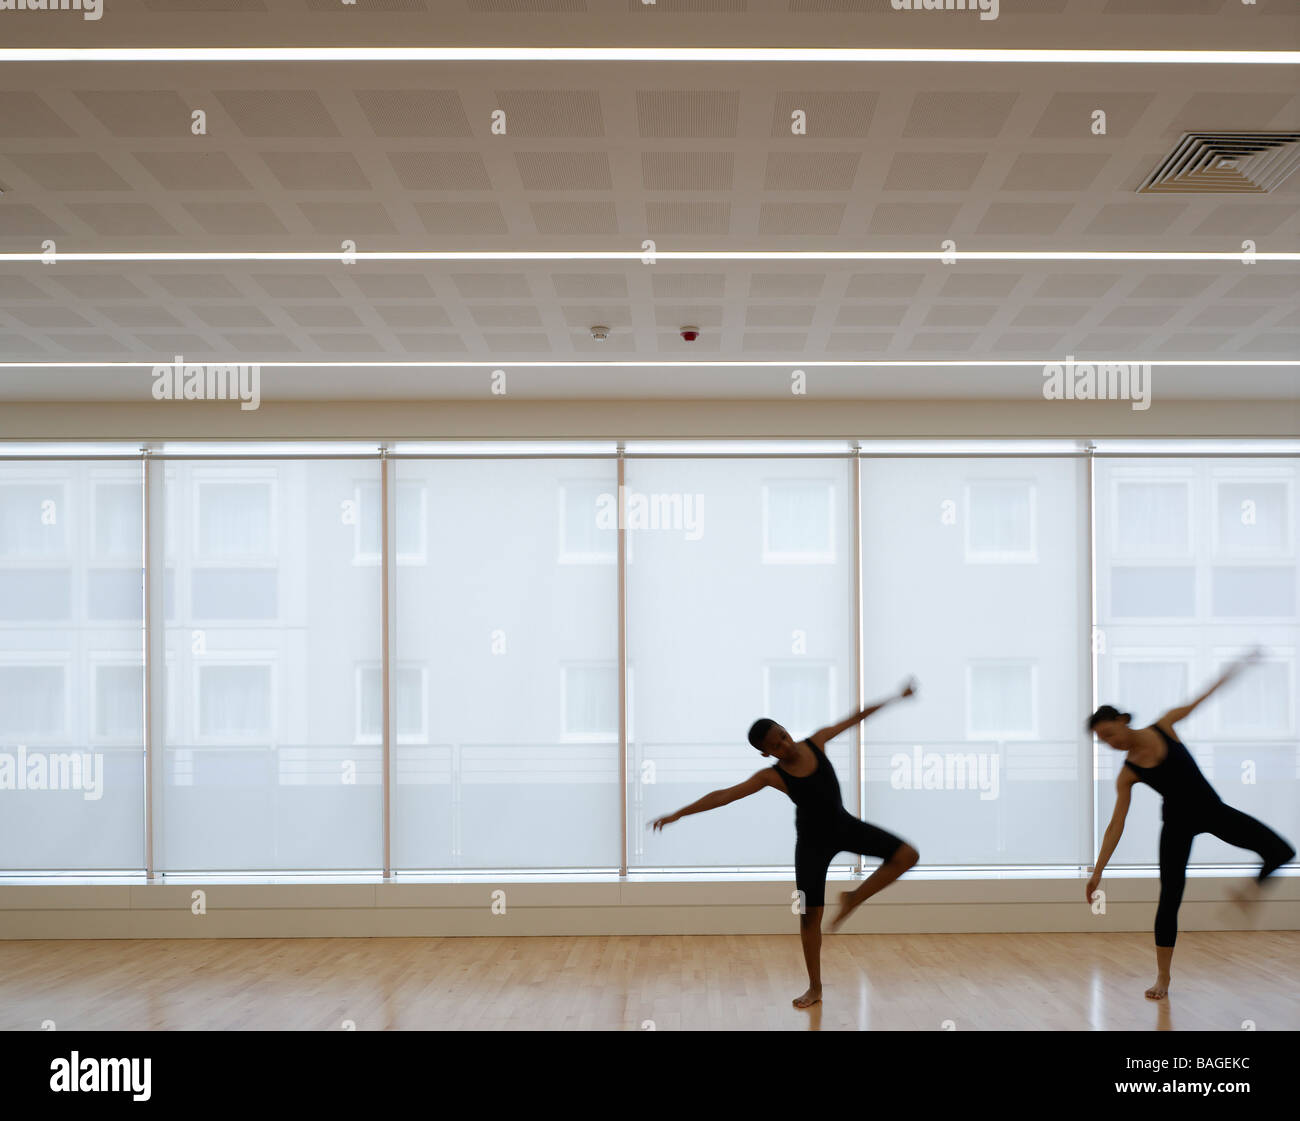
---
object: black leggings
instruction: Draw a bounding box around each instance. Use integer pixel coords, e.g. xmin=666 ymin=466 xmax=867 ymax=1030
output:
xmin=795 ymin=812 xmax=908 ymax=910
xmin=1155 ymin=802 xmax=1295 ymax=948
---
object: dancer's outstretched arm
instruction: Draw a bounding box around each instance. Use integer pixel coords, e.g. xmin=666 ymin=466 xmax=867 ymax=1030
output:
xmin=650 ymin=770 xmax=774 ymax=831
xmin=1086 ymin=768 xmax=1136 ymax=902
xmin=808 ymin=677 xmax=916 ymax=749
xmin=1157 ymin=647 xmax=1262 ymax=731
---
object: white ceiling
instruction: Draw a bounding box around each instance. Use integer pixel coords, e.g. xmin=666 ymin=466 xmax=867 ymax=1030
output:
xmin=0 ymin=0 xmax=1296 ymax=401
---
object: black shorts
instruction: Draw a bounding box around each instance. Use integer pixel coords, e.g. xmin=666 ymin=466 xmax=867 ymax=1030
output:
xmin=795 ymin=813 xmax=908 ymax=910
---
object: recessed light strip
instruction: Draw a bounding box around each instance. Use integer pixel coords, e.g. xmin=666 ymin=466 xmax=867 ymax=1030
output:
xmin=0 ymin=361 xmax=1293 ymax=370
xmin=0 ymin=48 xmax=1297 ymax=64
xmin=1 ymin=251 xmax=1296 ymax=263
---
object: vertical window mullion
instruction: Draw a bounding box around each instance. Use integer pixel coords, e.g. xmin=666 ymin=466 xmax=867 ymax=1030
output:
xmin=618 ymin=447 xmax=628 ymax=878
xmin=144 ymin=447 xmax=165 ymax=880
xmin=853 ymin=447 xmax=864 ymax=877
xmin=1086 ymin=444 xmax=1099 ymax=871
xmin=381 ymin=448 xmax=393 ymax=878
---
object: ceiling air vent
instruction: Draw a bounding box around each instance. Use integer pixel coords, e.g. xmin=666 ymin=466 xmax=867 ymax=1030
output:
xmin=1139 ymin=131 xmax=1300 ymax=194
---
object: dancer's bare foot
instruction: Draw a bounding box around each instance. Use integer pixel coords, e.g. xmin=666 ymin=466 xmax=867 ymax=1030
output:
xmin=793 ymin=985 xmax=822 ymax=1009
xmin=829 ymin=890 xmax=859 ymax=932
xmin=1145 ymin=974 xmax=1171 ymax=1000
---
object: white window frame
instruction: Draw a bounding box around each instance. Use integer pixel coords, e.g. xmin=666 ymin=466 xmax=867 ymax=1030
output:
xmin=557 ymin=479 xmax=623 ymax=565
xmin=192 ymin=653 xmax=277 ymax=746
xmin=89 ymin=472 xmax=143 ymax=564
xmin=1211 ymin=647 xmax=1296 ymax=740
xmin=1210 ymin=469 xmax=1294 ymax=561
xmin=761 ymin=479 xmax=837 ymax=565
xmin=963 ymin=479 xmax=1038 ymax=564
xmin=1108 ymin=647 xmax=1194 ymax=725
xmin=965 ymin=660 xmax=1039 ymax=742
xmin=0 ymin=475 xmax=71 ymax=564
xmin=192 ymin=470 xmax=278 ymax=565
xmin=89 ymin=653 xmax=146 ymax=746
xmin=560 ymin=661 xmax=630 ymax=743
xmin=1108 ymin=472 xmax=1195 ymax=561
xmin=762 ymin=661 xmax=837 ymax=738
xmin=0 ymin=652 xmax=71 ymax=743
xmin=1208 ymin=563 xmax=1299 ymax=624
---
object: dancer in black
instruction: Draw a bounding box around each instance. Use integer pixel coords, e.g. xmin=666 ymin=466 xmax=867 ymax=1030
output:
xmin=651 ymin=679 xmax=919 ymax=1009
xmin=1087 ymin=648 xmax=1295 ymax=1000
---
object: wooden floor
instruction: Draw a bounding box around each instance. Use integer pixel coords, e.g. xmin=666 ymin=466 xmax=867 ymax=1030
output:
xmin=1 ymin=931 xmax=1296 ymax=1031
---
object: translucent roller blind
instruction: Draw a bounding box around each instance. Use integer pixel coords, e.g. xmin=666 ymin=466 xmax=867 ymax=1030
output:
xmin=629 ymin=458 xmax=857 ymax=871
xmin=1095 ymin=458 xmax=1299 ymax=866
xmin=0 ymin=461 xmax=144 ymax=870
xmin=391 ymin=458 xmax=620 ymax=870
xmin=157 ymin=459 xmax=383 ymax=871
xmin=860 ymin=458 xmax=1089 ymax=865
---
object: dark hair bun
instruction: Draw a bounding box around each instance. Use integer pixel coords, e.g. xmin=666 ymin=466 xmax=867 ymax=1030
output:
xmin=1087 ymin=704 xmax=1131 ymax=730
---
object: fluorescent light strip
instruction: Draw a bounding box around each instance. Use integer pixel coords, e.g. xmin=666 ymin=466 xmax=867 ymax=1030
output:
xmin=2 ymin=251 xmax=1296 ymax=262
xmin=2 ymin=48 xmax=1297 ymax=64
xmin=2 ymin=360 xmax=1294 ymax=369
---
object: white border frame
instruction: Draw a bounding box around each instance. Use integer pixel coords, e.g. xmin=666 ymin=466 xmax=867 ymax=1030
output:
xmin=965 ymin=660 xmax=1039 ymax=742
xmin=963 ymin=479 xmax=1038 ymax=565
xmin=0 ymin=652 xmax=72 ymax=744
xmin=761 ymin=479 xmax=837 ymax=565
xmin=191 ymin=654 xmax=278 ymax=746
xmin=561 ymin=661 xmax=630 ymax=744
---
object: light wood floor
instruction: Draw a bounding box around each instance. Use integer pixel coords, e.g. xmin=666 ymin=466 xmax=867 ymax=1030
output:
xmin=1 ymin=931 xmax=1296 ymax=1031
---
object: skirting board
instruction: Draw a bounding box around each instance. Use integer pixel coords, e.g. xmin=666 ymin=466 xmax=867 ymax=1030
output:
xmin=1 ymin=874 xmax=1297 ymax=939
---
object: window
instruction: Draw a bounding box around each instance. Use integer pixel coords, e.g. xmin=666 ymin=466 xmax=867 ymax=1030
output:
xmin=356 ymin=664 xmax=428 ymax=743
xmin=92 ymin=480 xmax=142 ymax=561
xmin=966 ymin=662 xmax=1037 ymax=740
xmin=1112 ymin=654 xmax=1191 ymax=724
xmin=194 ymin=477 xmax=275 ymax=560
xmin=195 ymin=662 xmax=274 ymax=742
xmin=0 ymin=660 xmax=68 ymax=741
xmin=561 ymin=663 xmax=623 ymax=742
xmin=1114 ymin=480 xmax=1191 ymax=556
xmin=762 ymin=480 xmax=835 ymax=563
xmin=1215 ymin=477 xmax=1291 ymax=556
xmin=1211 ymin=567 xmax=1295 ymax=618
xmin=92 ymin=661 xmax=145 ymax=743
xmin=558 ymin=479 xmax=618 ymax=564
xmin=0 ymin=479 xmax=68 ymax=559
xmin=965 ymin=480 xmax=1036 ymax=563
xmin=1213 ymin=653 xmax=1293 ymax=737
xmin=353 ymin=480 xmax=427 ymax=565
xmin=1095 ymin=456 xmax=1300 ymax=868
xmin=765 ymin=663 xmax=835 ymax=739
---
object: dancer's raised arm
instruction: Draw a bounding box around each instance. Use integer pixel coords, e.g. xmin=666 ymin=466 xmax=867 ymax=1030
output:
xmin=808 ymin=677 xmax=917 ymax=749
xmin=649 ymin=769 xmax=775 ymax=831
xmin=1157 ymin=648 xmax=1262 ymax=731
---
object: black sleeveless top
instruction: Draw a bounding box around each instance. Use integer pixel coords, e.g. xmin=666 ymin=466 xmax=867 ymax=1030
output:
xmin=1123 ymin=724 xmax=1221 ymax=822
xmin=772 ymin=739 xmax=844 ymax=834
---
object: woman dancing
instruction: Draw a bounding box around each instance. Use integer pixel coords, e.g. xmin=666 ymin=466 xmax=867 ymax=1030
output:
xmin=651 ymin=679 xmax=920 ymax=1009
xmin=1086 ymin=648 xmax=1295 ymax=1000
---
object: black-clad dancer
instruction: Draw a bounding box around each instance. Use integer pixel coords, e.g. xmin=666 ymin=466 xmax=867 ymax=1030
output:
xmin=1087 ymin=648 xmax=1295 ymax=1000
xmin=651 ymin=679 xmax=920 ymax=1009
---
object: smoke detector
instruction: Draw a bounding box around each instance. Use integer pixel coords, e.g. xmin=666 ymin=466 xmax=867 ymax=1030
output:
xmin=590 ymin=325 xmax=610 ymax=341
